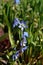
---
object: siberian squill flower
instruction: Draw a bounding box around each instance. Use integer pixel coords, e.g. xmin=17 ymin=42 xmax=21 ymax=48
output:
xmin=20 ymin=32 xmax=28 ymax=46
xmin=22 ymin=32 xmax=29 ymax=38
xmin=12 ymin=50 xmax=20 ymax=60
xmin=12 ymin=54 xmax=19 ymax=61
xmin=12 ymin=46 xmax=28 ymax=60
xmin=18 ymin=20 xmax=28 ymax=31
xmin=13 ymin=18 xmax=28 ymax=31
xmin=13 ymin=18 xmax=20 ymax=28
xmin=21 ymin=46 xmax=28 ymax=53
xmin=20 ymin=37 xmax=27 ymax=46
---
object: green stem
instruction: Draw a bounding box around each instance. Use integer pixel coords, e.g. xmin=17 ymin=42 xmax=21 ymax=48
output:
xmin=3 ymin=10 xmax=15 ymax=48
xmin=8 ymin=27 xmax=15 ymax=48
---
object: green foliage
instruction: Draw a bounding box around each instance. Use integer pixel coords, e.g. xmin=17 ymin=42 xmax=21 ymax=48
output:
xmin=0 ymin=0 xmax=43 ymax=65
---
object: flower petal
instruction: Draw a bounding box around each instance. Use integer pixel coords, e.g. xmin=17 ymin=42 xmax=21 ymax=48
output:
xmin=21 ymin=46 xmax=28 ymax=52
xmin=24 ymin=32 xmax=28 ymax=37
xmin=13 ymin=18 xmax=20 ymax=28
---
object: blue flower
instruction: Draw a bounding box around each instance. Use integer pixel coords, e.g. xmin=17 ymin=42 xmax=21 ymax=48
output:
xmin=20 ymin=37 xmax=27 ymax=46
xmin=12 ymin=50 xmax=20 ymax=60
xmin=22 ymin=32 xmax=28 ymax=38
xmin=16 ymin=50 xmax=20 ymax=54
xmin=21 ymin=46 xmax=28 ymax=52
xmin=13 ymin=19 xmax=28 ymax=31
xmin=13 ymin=18 xmax=20 ymax=28
xmin=12 ymin=54 xmax=19 ymax=61
xmin=23 ymin=37 xmax=27 ymax=43
xmin=21 ymin=20 xmax=28 ymax=28
xmin=23 ymin=32 xmax=28 ymax=37
xmin=18 ymin=20 xmax=28 ymax=31
xmin=12 ymin=46 xmax=28 ymax=60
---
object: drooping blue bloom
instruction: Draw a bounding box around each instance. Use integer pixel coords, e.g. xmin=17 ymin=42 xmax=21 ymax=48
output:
xmin=13 ymin=18 xmax=20 ymax=28
xmin=12 ymin=53 xmax=19 ymax=61
xmin=13 ymin=19 xmax=28 ymax=31
xmin=23 ymin=37 xmax=27 ymax=44
xmin=20 ymin=31 xmax=28 ymax=46
xmin=23 ymin=32 xmax=29 ymax=37
xmin=22 ymin=32 xmax=28 ymax=38
xmin=16 ymin=50 xmax=20 ymax=54
xmin=20 ymin=41 xmax=26 ymax=47
xmin=12 ymin=46 xmax=28 ymax=60
xmin=18 ymin=20 xmax=28 ymax=31
xmin=20 ymin=36 xmax=27 ymax=46
xmin=12 ymin=50 xmax=20 ymax=60
xmin=21 ymin=46 xmax=28 ymax=52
